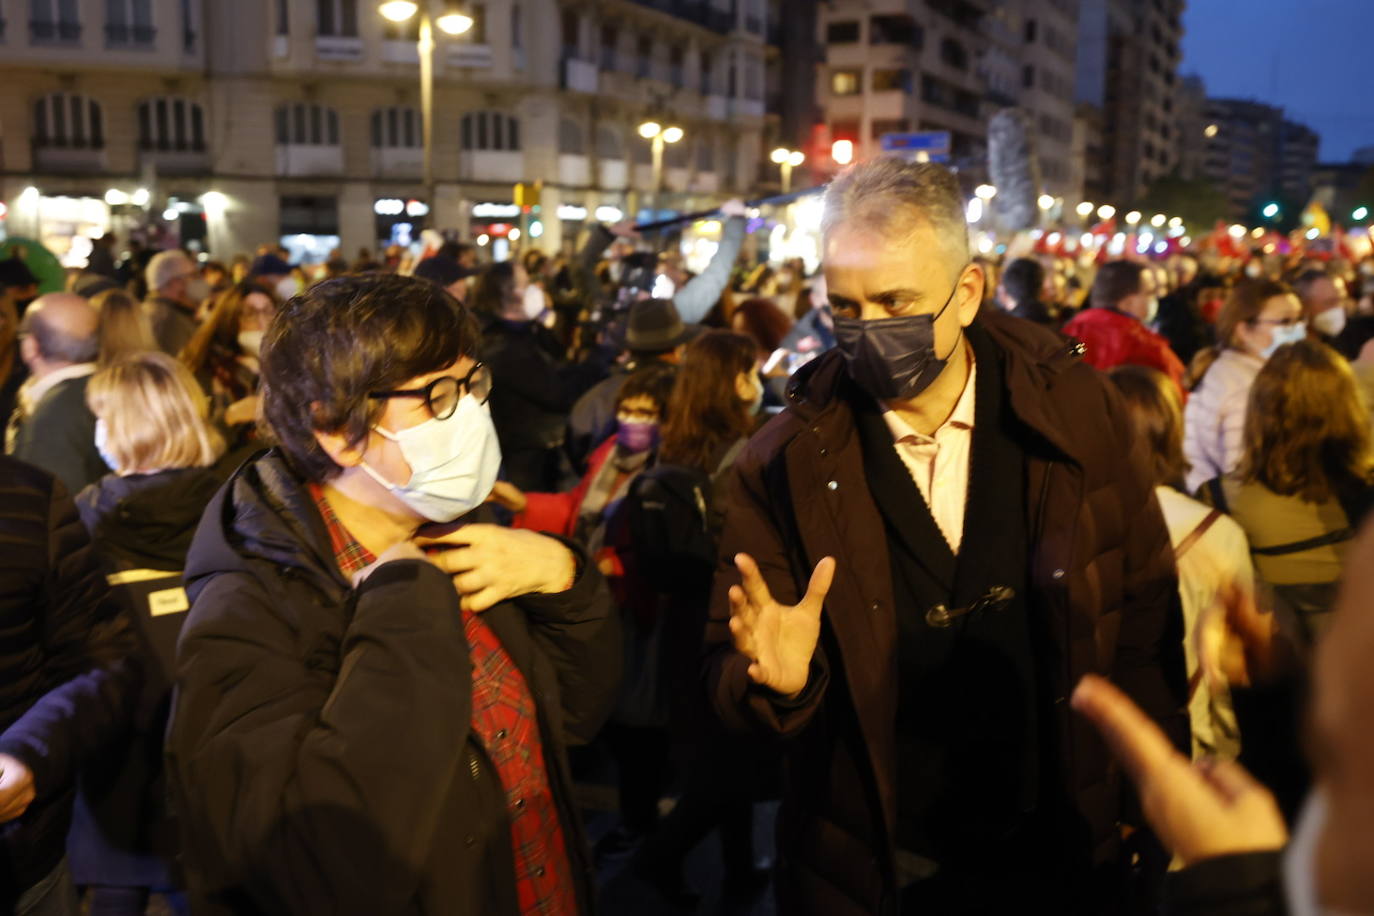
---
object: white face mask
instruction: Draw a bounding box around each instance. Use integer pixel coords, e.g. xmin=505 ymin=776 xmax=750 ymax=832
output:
xmin=94 ymin=418 xmax=119 ymax=473
xmin=358 ymin=394 xmax=503 ymax=523
xmin=276 ymin=276 xmax=301 ymax=301
xmin=522 ymin=283 xmax=546 ymax=321
xmin=1144 ymin=295 xmax=1160 ymax=325
xmin=1264 ymin=321 xmax=1308 ymax=359
xmin=1312 ymin=307 xmax=1347 ymax=338
xmin=237 ymin=330 xmax=265 ymax=359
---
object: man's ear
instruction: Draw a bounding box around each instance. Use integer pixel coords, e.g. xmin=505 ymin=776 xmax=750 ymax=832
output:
xmin=19 ymin=334 xmax=39 ymax=366
xmin=958 ymin=263 xmax=986 ymax=327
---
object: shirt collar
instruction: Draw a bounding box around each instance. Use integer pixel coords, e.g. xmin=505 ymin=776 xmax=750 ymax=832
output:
xmin=19 ymin=362 xmax=96 ymax=416
xmin=882 ymin=354 xmax=977 ymax=445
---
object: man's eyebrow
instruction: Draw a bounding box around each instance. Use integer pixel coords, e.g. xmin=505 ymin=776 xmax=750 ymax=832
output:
xmin=870 ymin=288 xmax=925 ymax=306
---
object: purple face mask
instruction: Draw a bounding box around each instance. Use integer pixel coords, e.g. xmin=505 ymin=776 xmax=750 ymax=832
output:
xmin=616 ymin=419 xmax=660 ymax=454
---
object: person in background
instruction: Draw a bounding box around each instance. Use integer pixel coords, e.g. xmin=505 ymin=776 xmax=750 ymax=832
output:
xmin=996 ymin=258 xmax=1055 ymax=325
xmin=1293 ymin=268 xmax=1356 ymax=358
xmin=730 ymin=297 xmax=794 ymax=360
xmin=200 ymin=261 xmax=231 ymax=298
xmin=1202 ymin=339 xmax=1374 ymax=647
xmin=86 ymin=235 xmax=119 ymax=281
xmin=475 ymin=261 xmax=601 ymax=491
xmin=413 ymin=251 xmax=474 ymax=303
xmin=69 ymin=352 xmax=240 ymax=916
xmin=0 ymin=258 xmax=38 ymax=429
xmin=180 ymin=281 xmax=279 ymax=440
xmin=143 ymin=251 xmax=208 ymax=358
xmin=1062 ymin=259 xmax=1186 ymax=393
xmin=0 ymin=454 xmax=138 ymax=916
xmin=1156 ymin=254 xmax=1213 ymax=367
xmin=247 ymin=253 xmax=294 ymax=303
xmin=91 ymin=288 xmax=156 ymax=369
xmin=1109 ymin=365 xmax=1246 ymax=761
xmin=228 ymin=254 xmax=250 ymax=285
xmin=1182 ymin=280 xmax=1304 ymax=493
xmin=165 ymin=273 xmax=618 ymax=915
xmin=5 ymin=293 xmax=109 ymax=495
xmin=663 ymin=200 xmax=748 ymax=324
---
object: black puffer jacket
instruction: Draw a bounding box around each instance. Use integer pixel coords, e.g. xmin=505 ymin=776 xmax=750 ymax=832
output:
xmin=166 ymin=451 xmax=621 ymax=915
xmin=0 ymin=456 xmax=137 ymax=903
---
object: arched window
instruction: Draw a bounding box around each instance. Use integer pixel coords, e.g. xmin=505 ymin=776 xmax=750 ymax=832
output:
xmin=370 ymin=106 xmax=421 ymax=148
xmin=460 ymin=111 xmax=521 ymax=151
xmin=274 ymin=102 xmax=341 ymax=146
xmin=559 ymin=117 xmax=585 ymax=155
xmin=32 ymin=92 xmax=105 ymax=149
xmin=940 ymin=38 xmax=968 ymax=70
xmin=596 ymin=124 xmax=623 ymax=161
xmin=137 ymin=96 xmax=206 ymax=152
xmin=695 ymin=136 xmax=714 ymax=171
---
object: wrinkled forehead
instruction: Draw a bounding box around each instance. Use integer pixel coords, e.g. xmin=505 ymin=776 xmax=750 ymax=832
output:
xmin=823 ymin=217 xmax=963 ymax=283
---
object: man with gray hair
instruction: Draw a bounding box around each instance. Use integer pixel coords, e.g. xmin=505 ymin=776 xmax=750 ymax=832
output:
xmin=5 ymin=293 xmax=108 ymax=493
xmin=705 ymin=159 xmax=1186 ymax=913
xmin=144 ymin=250 xmax=208 ymax=356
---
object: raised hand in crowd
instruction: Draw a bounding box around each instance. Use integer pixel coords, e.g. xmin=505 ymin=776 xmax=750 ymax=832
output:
xmin=726 ymin=552 xmax=835 ymax=696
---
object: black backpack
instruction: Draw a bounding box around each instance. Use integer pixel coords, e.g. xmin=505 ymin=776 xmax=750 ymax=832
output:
xmin=627 ymin=442 xmax=744 ymax=595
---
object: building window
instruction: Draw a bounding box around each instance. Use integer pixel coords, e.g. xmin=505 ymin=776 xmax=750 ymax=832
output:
xmin=831 ymin=69 xmax=861 ymax=96
xmin=370 ymin=107 xmax=420 ymax=148
xmin=275 ymin=102 xmax=341 ymax=146
xmin=826 ymin=20 xmax=859 ymax=43
xmin=181 ymin=0 xmax=196 ymax=49
xmin=460 ymin=111 xmax=520 ymax=151
xmin=280 ymin=195 xmax=340 ymax=236
xmin=558 ymin=117 xmax=584 ymax=154
xmin=560 ymin=8 xmax=579 ymax=58
xmin=106 ymin=0 xmax=154 ymax=46
xmin=596 ymin=124 xmax=623 ymax=160
xmin=939 ymin=38 xmax=967 ymax=70
xmin=276 ymin=0 xmax=289 ymax=35
xmin=461 ymin=2 xmax=487 ymax=43
xmin=637 ymin=35 xmax=652 ymax=79
xmin=700 ymin=51 xmax=713 ymax=94
xmin=316 ymin=0 xmax=357 ymax=36
xmin=33 ymin=92 xmax=104 ymax=148
xmin=1024 ymin=17 xmax=1036 ymax=42
xmin=30 ymin=0 xmax=80 ymax=43
xmin=669 ymin=45 xmax=684 ymax=88
xmin=1021 ymin=63 xmax=1034 ymax=88
xmin=870 ymin=15 xmax=920 ymax=46
xmin=138 ymin=97 xmax=206 ymax=151
xmin=511 ymin=3 xmax=521 ymax=50
xmin=600 ymin=25 xmax=617 ymax=70
xmin=696 ymin=137 xmax=714 ymax=171
xmin=872 ymin=68 xmax=910 ymax=92
xmin=382 ymin=13 xmax=419 ymax=40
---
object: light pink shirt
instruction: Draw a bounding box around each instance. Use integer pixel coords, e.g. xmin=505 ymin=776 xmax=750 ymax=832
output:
xmin=882 ymin=359 xmax=976 ymax=553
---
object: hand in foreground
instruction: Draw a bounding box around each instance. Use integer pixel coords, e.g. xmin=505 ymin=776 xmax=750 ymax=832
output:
xmin=486 ymin=481 xmax=528 ymax=514
xmin=416 ymin=525 xmax=576 ymax=613
xmin=608 ymin=220 xmax=640 ymax=240
xmin=1197 ymin=582 xmax=1287 ymax=689
xmin=727 ymin=553 xmax=834 ymax=697
xmin=720 ymin=198 xmax=749 ymax=218
xmin=1071 ymin=674 xmax=1287 ymax=866
xmin=0 ymin=754 xmax=35 ymax=824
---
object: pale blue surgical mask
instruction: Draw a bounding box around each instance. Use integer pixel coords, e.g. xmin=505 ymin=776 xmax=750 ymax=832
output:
xmin=358 ymin=394 xmax=503 ymax=523
xmin=1263 ymin=321 xmax=1308 ymax=359
xmin=94 ymin=418 xmax=119 ymax=473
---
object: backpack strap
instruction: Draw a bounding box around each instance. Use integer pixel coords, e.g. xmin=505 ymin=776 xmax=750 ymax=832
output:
xmin=1204 ymin=477 xmax=1228 ymax=514
xmin=1175 ymin=509 xmax=1223 ymax=562
xmin=712 ymin=438 xmax=748 ymax=481
xmin=1251 ymin=527 xmax=1354 ymax=557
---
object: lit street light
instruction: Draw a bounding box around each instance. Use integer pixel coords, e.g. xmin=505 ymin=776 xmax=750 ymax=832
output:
xmin=1125 ymin=210 xmax=1142 ymax=226
xmin=771 ymin=147 xmax=805 ymax=193
xmin=1097 ymin=204 xmax=1116 ymax=220
xmin=639 ymin=120 xmax=684 ymax=213
xmin=1076 ymin=201 xmax=1094 ymax=220
xmin=1262 ymin=202 xmax=1280 ymax=219
xmin=831 ymin=139 xmax=854 ymax=166
xmin=377 ymin=1 xmax=472 ymax=220
xmin=1354 ymin=206 xmax=1370 ymax=221
xmin=1150 ymin=213 xmax=1166 ymax=228
xmin=975 ymin=184 xmax=997 ymax=201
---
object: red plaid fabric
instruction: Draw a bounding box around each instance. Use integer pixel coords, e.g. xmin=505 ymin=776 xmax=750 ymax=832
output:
xmin=309 ymin=485 xmax=578 ymax=915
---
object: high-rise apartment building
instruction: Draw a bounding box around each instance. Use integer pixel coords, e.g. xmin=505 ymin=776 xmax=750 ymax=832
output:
xmin=1075 ymin=0 xmax=1184 ymax=204
xmin=0 ymin=0 xmax=776 ymax=260
xmin=1200 ymin=97 xmax=1320 ymax=218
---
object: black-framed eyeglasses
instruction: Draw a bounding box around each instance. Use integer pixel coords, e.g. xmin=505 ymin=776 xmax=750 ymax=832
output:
xmin=368 ymin=362 xmax=492 ymax=420
xmin=1250 ymin=316 xmax=1304 ymax=327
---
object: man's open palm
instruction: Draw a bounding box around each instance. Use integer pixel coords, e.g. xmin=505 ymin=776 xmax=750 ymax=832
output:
xmin=727 ymin=553 xmax=835 ymax=697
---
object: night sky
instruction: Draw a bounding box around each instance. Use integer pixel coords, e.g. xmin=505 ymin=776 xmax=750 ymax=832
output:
xmin=1180 ymin=0 xmax=1374 ymax=163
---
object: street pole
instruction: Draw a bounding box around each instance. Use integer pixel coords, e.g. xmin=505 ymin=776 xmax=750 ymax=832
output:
xmin=781 ymin=161 xmax=793 ymax=194
xmin=651 ymin=134 xmax=665 ymax=219
xmin=419 ymin=12 xmax=435 ymax=224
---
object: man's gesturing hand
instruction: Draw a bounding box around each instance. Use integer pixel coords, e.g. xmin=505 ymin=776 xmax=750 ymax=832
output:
xmin=727 ymin=553 xmax=834 ymax=697
xmin=0 ymin=754 xmax=35 ymax=824
xmin=1071 ymin=674 xmax=1287 ymax=866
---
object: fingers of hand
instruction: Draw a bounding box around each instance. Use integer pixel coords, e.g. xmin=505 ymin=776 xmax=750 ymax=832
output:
xmin=1071 ymin=675 xmax=1188 ymax=786
xmin=728 ymin=613 xmax=757 ymax=660
xmin=1196 ymin=757 xmax=1270 ymax=806
xmin=734 ymin=554 xmax=774 ymax=610
xmin=461 ymin=586 xmax=508 ymax=614
xmin=799 ymin=557 xmax=836 ymax=617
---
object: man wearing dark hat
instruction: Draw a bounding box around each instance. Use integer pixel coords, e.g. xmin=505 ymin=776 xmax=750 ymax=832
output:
xmin=248 ymin=253 xmax=294 ymax=301
xmin=565 ymin=297 xmax=693 ymax=472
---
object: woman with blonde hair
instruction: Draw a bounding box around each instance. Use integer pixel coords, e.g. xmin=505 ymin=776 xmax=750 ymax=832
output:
xmin=91 ymin=287 xmax=155 ymax=367
xmin=1202 ymin=339 xmax=1374 ymax=645
xmin=72 ymin=351 xmax=248 ymax=915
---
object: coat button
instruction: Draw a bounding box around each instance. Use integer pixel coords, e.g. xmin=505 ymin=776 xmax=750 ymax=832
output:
xmin=535 ymin=866 xmax=546 ymax=878
xmin=464 ymin=835 xmax=476 ymax=847
xmin=870 ymin=601 xmax=879 ymax=611
xmin=819 ymin=447 xmax=828 ymax=456
xmin=827 ymin=480 xmax=838 ymax=491
xmin=1052 ymin=568 xmax=1065 ymax=580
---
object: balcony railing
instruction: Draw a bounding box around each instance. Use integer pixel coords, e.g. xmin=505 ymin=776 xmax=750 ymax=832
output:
xmin=106 ymin=23 xmax=156 ymax=47
xmin=626 ymin=0 xmax=732 ymax=34
xmin=30 ymin=19 xmax=81 ymax=44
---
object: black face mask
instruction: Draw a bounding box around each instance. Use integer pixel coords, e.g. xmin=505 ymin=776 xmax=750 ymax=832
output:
xmin=833 ymin=273 xmax=963 ymax=401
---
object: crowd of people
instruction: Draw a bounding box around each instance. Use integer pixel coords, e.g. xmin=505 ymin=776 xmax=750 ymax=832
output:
xmin=0 ymin=156 xmax=1371 ymax=916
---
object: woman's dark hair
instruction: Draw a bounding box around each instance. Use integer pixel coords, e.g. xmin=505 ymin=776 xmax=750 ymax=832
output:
xmin=659 ymin=330 xmax=757 ymax=471
xmin=1108 ymin=365 xmax=1187 ymax=490
xmin=731 ymin=297 xmax=793 ymax=355
xmin=1239 ymin=339 xmax=1374 ymax=503
xmin=468 ymin=261 xmax=518 ymax=317
xmin=616 ymin=363 xmax=676 ymax=414
xmin=1184 ymin=278 xmax=1293 ymax=390
xmin=181 ymin=280 xmax=280 ymax=375
xmin=260 ymin=273 xmax=479 ymax=482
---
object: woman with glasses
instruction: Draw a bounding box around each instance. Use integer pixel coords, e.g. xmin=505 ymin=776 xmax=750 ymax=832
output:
xmin=180 ymin=281 xmax=282 ymax=443
xmin=1183 ymin=279 xmax=1305 ymax=493
xmin=165 ymin=274 xmax=619 ymax=916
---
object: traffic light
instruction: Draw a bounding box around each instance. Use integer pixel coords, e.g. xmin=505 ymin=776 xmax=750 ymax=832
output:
xmin=1354 ymin=206 xmax=1369 ymax=222
xmin=514 ymin=181 xmax=543 ymax=212
xmin=1262 ymin=202 xmax=1279 ymax=219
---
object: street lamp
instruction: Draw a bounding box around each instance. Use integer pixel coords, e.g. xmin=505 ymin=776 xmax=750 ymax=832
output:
xmin=377 ymin=1 xmax=472 ymax=221
xmin=975 ymin=184 xmax=997 ymax=201
xmin=1037 ymin=194 xmax=1055 ymax=210
xmin=1125 ymin=210 xmax=1142 ymax=227
xmin=1097 ymin=204 xmax=1116 ymax=220
xmin=1076 ymin=201 xmax=1095 ymax=219
xmin=771 ymin=147 xmax=805 ymax=193
xmin=1150 ymin=213 xmax=1166 ymax=228
xmin=639 ymin=120 xmax=684 ymax=212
